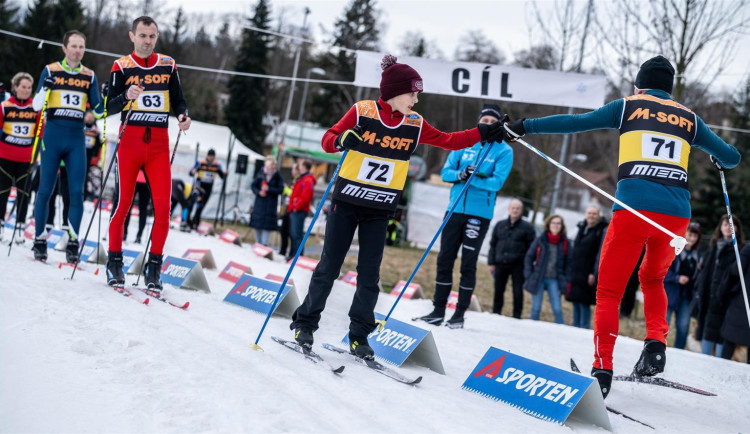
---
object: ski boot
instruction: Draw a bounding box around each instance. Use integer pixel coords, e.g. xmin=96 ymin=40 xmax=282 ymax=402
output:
xmin=13 ymin=223 xmax=25 ymax=245
xmin=633 ymin=339 xmax=666 ymax=377
xmin=349 ymin=334 xmax=375 ymax=360
xmin=415 ymin=308 xmax=445 ymax=326
xmin=106 ymin=251 xmax=125 ymax=286
xmin=591 ymin=367 xmax=613 ymax=399
xmin=134 ymin=236 xmax=142 ymax=244
xmin=65 ymin=239 xmax=79 ymax=263
xmin=144 ymin=252 xmax=164 ymax=292
xmin=32 ymin=237 xmax=47 ymax=261
xmin=294 ymin=328 xmax=314 ymax=349
xmin=445 ymin=309 xmax=465 ymax=329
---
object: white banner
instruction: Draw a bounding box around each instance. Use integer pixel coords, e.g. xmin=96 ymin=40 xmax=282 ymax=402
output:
xmin=354 ymin=50 xmax=607 ymax=110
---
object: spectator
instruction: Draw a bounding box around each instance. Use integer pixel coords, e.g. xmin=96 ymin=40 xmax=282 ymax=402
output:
xmin=249 ymin=157 xmax=284 ymax=246
xmin=524 ymin=214 xmax=571 ymax=324
xmin=694 ymin=215 xmax=743 ymax=357
xmin=664 ymin=222 xmax=702 ymax=349
xmin=278 ymin=162 xmax=300 ymax=258
xmin=718 ymin=242 xmax=750 ymax=363
xmin=567 ymin=205 xmax=608 ymax=329
xmin=416 ymin=103 xmax=514 ymax=328
xmin=488 ymin=198 xmax=536 ymax=318
xmin=287 ymin=159 xmax=315 ymax=260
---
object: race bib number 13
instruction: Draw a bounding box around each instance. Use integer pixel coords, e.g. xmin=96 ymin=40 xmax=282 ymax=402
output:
xmin=641 ymin=133 xmax=683 ymax=164
xmin=357 ymin=157 xmax=395 ymax=186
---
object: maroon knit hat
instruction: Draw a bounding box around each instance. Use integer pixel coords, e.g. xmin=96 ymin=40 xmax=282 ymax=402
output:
xmin=379 ymin=54 xmax=423 ymax=101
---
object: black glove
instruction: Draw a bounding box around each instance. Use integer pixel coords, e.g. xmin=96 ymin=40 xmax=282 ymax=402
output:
xmin=477 ymin=121 xmax=505 ymax=143
xmin=504 ymin=118 xmax=526 ymax=142
xmin=42 ymin=76 xmax=55 ymax=89
xmin=710 ymin=155 xmax=727 ymax=171
xmin=101 ymin=81 xmax=109 ymax=98
xmin=335 ymin=126 xmax=364 ymax=151
xmin=458 ymin=165 xmax=475 ymax=182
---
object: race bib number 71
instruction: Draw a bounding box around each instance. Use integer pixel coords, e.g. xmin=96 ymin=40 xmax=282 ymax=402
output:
xmin=641 ymin=133 xmax=683 ymax=164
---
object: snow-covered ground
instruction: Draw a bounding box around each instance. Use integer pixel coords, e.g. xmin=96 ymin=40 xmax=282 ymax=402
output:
xmin=2 ymin=208 xmax=749 ymax=433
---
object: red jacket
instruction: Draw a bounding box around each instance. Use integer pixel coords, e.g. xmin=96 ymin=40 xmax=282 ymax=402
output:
xmin=288 ymin=172 xmax=316 ymax=213
xmin=321 ymin=98 xmax=481 ymax=153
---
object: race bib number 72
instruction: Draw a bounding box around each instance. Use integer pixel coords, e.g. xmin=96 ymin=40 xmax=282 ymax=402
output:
xmin=356 ymin=157 xmax=395 ymax=186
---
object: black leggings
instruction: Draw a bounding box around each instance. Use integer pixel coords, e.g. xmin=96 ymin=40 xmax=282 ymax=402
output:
xmin=123 ymin=181 xmax=151 ymax=240
xmin=0 ymin=157 xmax=32 ymax=224
xmin=47 ymin=166 xmax=70 ymax=228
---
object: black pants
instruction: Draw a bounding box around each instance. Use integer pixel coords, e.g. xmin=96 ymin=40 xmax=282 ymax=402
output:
xmin=493 ymin=260 xmax=525 ymax=318
xmin=190 ymin=181 xmax=213 ymax=226
xmin=47 ymin=166 xmax=69 ymax=228
xmin=124 ymin=181 xmax=150 ymax=240
xmin=0 ymin=157 xmax=32 ymax=224
xmin=292 ymin=200 xmax=389 ymax=339
xmin=279 ymin=211 xmax=291 ymax=256
xmin=433 ymin=213 xmax=490 ymax=312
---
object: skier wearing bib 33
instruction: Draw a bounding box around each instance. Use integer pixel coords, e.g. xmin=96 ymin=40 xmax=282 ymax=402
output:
xmin=503 ymin=55 xmax=741 ymax=398
xmin=289 ymin=54 xmax=506 ymax=359
xmin=105 ymin=16 xmax=190 ymax=290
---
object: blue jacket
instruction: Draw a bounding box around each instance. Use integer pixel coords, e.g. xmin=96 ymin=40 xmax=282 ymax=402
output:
xmin=441 ymin=141 xmax=513 ymax=220
xmin=524 ymin=89 xmax=741 ymax=218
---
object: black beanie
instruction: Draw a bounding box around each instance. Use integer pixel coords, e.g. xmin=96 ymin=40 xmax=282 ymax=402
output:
xmin=635 ymin=55 xmax=675 ymax=94
xmin=478 ymin=104 xmax=502 ymax=121
xmin=207 ymin=148 xmax=216 ymax=156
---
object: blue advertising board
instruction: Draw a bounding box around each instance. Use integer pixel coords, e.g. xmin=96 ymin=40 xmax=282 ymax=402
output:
xmin=462 ymin=347 xmax=608 ymax=428
xmin=121 ymin=249 xmax=144 ymax=274
xmin=224 ymin=274 xmax=295 ymax=316
xmin=341 ymin=313 xmax=444 ymax=373
xmin=160 ymin=256 xmax=199 ymax=287
xmin=79 ymin=240 xmax=101 ymax=263
xmin=46 ymin=228 xmax=65 ymax=249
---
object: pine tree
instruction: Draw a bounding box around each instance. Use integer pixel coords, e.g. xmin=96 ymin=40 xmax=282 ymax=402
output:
xmin=16 ymin=0 xmax=58 ymax=81
xmin=160 ymin=7 xmax=187 ymax=59
xmin=0 ymin=0 xmax=20 ymax=85
xmin=225 ymin=0 xmax=271 ymax=152
xmin=310 ymin=0 xmax=381 ymax=127
xmin=53 ymin=0 xmax=86 ymax=38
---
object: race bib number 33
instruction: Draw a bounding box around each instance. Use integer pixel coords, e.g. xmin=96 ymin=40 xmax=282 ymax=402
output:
xmin=641 ymin=133 xmax=683 ymax=164
xmin=357 ymin=157 xmax=395 ymax=186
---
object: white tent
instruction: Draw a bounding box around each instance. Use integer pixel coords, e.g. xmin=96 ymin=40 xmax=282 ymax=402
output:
xmin=95 ymin=116 xmax=266 ymax=223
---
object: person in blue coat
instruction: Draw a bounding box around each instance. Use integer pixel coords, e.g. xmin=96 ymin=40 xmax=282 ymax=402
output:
xmin=417 ymin=104 xmax=513 ymax=328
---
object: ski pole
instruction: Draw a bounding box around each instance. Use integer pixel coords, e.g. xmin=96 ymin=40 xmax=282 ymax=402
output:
xmin=252 ymin=148 xmax=351 ymax=351
xmin=95 ymin=96 xmax=108 ymax=270
xmin=504 ymin=124 xmax=688 ymax=254
xmin=718 ymin=169 xmax=750 ymax=330
xmin=69 ymin=102 xmax=136 ymax=280
xmin=7 ymin=89 xmax=49 ymax=254
xmin=382 ymin=141 xmax=495 ymax=325
xmin=134 ymin=126 xmax=184 ymax=287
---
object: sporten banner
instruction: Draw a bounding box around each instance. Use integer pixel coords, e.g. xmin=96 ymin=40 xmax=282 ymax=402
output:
xmin=354 ymin=50 xmax=607 ymax=110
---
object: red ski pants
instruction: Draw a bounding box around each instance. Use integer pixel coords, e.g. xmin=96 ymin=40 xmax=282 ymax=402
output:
xmin=108 ymin=125 xmax=171 ymax=255
xmin=593 ymin=209 xmax=689 ymax=370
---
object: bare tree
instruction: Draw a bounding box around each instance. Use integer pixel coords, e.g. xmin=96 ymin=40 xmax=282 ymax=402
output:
xmin=595 ymin=0 xmax=749 ymax=100
xmin=454 ymin=29 xmax=505 ymax=64
xmin=398 ymin=31 xmax=444 ymax=59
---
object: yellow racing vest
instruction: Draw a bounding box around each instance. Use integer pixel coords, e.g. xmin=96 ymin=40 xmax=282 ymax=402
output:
xmin=618 ymin=94 xmax=697 ymax=189
xmin=331 ymin=100 xmax=423 ymax=212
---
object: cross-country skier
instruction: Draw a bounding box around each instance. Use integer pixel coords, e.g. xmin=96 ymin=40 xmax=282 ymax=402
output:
xmin=503 ymin=55 xmax=741 ymax=398
xmin=290 ymin=54 xmax=506 ymax=359
xmin=187 ymin=148 xmax=226 ymax=229
xmin=31 ymin=30 xmax=104 ymax=262
xmin=0 ymin=72 xmax=42 ymax=241
xmin=416 ymin=103 xmax=514 ymax=328
xmin=105 ymin=16 xmax=190 ymax=290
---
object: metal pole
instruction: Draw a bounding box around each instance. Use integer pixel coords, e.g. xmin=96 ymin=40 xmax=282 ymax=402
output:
xmin=298 ymin=69 xmax=313 ymax=122
xmin=549 ymin=106 xmax=575 ymax=213
xmin=278 ymin=9 xmax=309 ymax=148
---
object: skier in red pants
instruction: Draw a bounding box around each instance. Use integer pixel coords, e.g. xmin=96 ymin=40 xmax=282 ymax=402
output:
xmin=504 ymin=55 xmax=741 ymax=398
xmin=105 ymin=16 xmax=190 ymax=290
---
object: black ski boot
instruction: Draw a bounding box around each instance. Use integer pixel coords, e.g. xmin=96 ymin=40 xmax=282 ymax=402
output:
xmin=65 ymin=239 xmax=79 ymax=263
xmin=144 ymin=252 xmax=164 ymax=292
xmin=416 ymin=308 xmax=445 ymax=326
xmin=349 ymin=334 xmax=374 ymax=360
xmin=634 ymin=339 xmax=666 ymax=377
xmin=591 ymin=367 xmax=613 ymax=399
xmin=294 ymin=328 xmax=314 ymax=349
xmin=106 ymin=251 xmax=125 ymax=286
xmin=32 ymin=237 xmax=47 ymax=261
xmin=445 ymin=309 xmax=466 ymax=329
